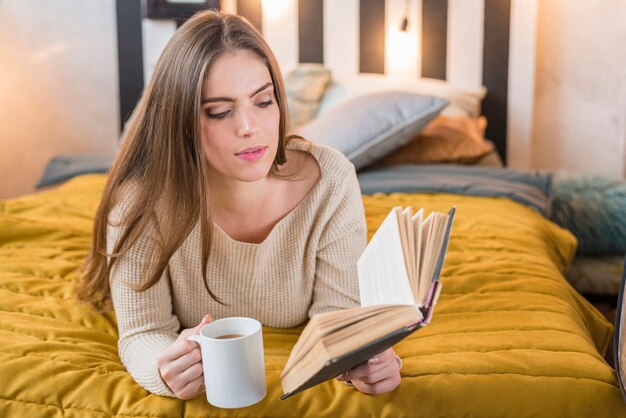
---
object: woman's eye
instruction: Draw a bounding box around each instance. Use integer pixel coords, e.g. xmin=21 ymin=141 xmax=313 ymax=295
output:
xmin=257 ymin=100 xmax=274 ymax=108
xmin=206 ymin=110 xmax=230 ymax=119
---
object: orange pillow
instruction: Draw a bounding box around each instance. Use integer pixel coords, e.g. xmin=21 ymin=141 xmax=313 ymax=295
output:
xmin=377 ymin=115 xmax=494 ymax=165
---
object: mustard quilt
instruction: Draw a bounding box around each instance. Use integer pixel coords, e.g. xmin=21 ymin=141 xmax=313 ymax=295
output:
xmin=1 ymin=174 xmax=624 ymax=417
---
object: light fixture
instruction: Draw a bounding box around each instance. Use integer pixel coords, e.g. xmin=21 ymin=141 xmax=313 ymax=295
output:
xmin=399 ymin=0 xmax=409 ymax=31
xmin=261 ymin=0 xmax=290 ymax=19
xmin=386 ymin=0 xmax=418 ymax=78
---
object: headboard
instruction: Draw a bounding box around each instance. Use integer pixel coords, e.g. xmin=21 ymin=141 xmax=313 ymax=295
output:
xmin=116 ymin=0 xmax=537 ymax=167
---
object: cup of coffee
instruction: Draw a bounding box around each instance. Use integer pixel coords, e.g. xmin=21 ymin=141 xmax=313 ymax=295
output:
xmin=187 ymin=317 xmax=266 ymax=408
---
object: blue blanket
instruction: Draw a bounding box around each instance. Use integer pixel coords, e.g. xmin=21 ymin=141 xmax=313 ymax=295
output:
xmin=38 ymin=156 xmax=552 ymax=217
xmin=357 ymin=165 xmax=552 ymax=217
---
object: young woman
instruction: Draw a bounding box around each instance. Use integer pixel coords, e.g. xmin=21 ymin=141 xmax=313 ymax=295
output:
xmin=78 ymin=10 xmax=401 ymax=400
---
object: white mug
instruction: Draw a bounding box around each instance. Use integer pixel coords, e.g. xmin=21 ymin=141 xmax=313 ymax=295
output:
xmin=187 ymin=317 xmax=266 ymax=409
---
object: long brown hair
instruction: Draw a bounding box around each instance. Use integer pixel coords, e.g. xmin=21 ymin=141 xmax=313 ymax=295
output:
xmin=78 ymin=10 xmax=291 ymax=311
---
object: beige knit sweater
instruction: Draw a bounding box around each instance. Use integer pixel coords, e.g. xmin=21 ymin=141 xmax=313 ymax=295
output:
xmin=107 ymin=141 xmax=367 ymax=396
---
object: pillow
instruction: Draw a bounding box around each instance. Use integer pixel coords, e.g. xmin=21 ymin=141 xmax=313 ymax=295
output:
xmin=283 ymin=63 xmax=331 ymax=129
xmin=317 ymin=74 xmax=486 ymax=118
xmin=550 ymin=172 xmax=626 ymax=256
xmin=377 ymin=115 xmax=494 ymax=165
xmin=296 ymin=91 xmax=448 ymax=170
xmin=565 ymin=255 xmax=624 ymax=296
xmin=36 ymin=154 xmax=115 ymax=188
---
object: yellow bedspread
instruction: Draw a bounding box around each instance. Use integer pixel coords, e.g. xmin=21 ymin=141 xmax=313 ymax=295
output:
xmin=0 ymin=174 xmax=624 ymax=417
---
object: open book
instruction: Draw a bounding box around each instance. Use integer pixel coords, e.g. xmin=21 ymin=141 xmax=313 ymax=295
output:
xmin=280 ymin=206 xmax=456 ymax=400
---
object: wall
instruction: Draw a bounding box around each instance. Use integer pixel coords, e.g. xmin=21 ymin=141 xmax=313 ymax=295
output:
xmin=1 ymin=0 xmax=625 ymax=200
xmin=251 ymin=0 xmax=626 ymax=177
xmin=0 ymin=0 xmax=119 ymax=199
xmin=532 ymin=0 xmax=626 ymax=178
xmin=118 ymin=0 xmax=626 ymax=181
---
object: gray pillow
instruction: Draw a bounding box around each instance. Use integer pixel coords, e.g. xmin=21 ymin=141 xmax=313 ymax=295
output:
xmin=296 ymin=91 xmax=448 ymax=170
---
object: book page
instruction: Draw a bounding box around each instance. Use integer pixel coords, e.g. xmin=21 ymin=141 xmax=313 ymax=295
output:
xmin=418 ymin=213 xmax=433 ymax=303
xmin=358 ymin=208 xmax=415 ymax=307
xmin=418 ymin=211 xmax=451 ymax=304
xmin=400 ymin=207 xmax=415 ymax=285
xmin=411 ymin=209 xmax=423 ymax=301
xmin=282 ymin=305 xmax=390 ymax=376
xmin=324 ymin=305 xmax=423 ymax=356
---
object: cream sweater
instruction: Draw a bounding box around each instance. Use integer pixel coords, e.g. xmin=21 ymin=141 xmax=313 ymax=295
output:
xmin=107 ymin=141 xmax=367 ymax=396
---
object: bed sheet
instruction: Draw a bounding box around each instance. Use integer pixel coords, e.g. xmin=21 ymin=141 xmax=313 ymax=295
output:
xmin=0 ymin=174 xmax=624 ymax=417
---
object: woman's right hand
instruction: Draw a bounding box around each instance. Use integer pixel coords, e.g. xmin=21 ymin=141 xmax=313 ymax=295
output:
xmin=156 ymin=314 xmax=213 ymax=399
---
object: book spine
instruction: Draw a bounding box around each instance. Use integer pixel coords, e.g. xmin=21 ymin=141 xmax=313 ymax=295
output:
xmin=430 ymin=207 xmax=456 ymax=283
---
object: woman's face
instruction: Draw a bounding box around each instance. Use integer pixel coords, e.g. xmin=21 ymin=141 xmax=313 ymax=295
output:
xmin=200 ymin=49 xmax=280 ymax=185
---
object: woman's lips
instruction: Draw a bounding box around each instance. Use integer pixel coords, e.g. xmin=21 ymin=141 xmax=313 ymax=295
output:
xmin=235 ymin=146 xmax=268 ymax=162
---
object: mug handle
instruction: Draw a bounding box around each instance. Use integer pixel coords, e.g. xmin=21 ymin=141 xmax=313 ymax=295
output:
xmin=187 ymin=335 xmax=202 ymax=344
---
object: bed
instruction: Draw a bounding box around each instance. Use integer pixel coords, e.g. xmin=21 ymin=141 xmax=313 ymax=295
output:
xmin=4 ymin=1 xmax=625 ymax=415
xmin=1 ymin=172 xmax=625 ymax=417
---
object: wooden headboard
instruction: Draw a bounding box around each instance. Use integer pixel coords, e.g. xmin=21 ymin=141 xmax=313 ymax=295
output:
xmin=116 ymin=0 xmax=537 ymax=167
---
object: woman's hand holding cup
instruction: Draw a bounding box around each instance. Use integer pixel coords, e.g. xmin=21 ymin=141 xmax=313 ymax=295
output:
xmin=156 ymin=314 xmax=213 ymax=399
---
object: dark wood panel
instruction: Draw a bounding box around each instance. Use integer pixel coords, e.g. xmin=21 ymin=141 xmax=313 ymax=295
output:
xmin=421 ymin=0 xmax=448 ymax=80
xmin=482 ymin=0 xmax=511 ymax=164
xmin=147 ymin=0 xmax=220 ymax=26
xmin=298 ymin=0 xmax=324 ymax=63
xmin=116 ymin=0 xmax=144 ymax=132
xmin=359 ymin=0 xmax=385 ymax=74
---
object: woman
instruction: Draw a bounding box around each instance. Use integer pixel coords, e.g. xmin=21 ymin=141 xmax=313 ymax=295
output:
xmin=78 ymin=10 xmax=401 ymax=400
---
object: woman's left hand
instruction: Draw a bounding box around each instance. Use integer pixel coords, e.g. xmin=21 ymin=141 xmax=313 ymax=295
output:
xmin=336 ymin=347 xmax=401 ymax=395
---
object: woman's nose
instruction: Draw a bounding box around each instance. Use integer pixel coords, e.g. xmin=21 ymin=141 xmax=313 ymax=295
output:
xmin=235 ymin=108 xmax=258 ymax=138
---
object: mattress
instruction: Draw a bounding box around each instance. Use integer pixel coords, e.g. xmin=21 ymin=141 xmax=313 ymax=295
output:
xmin=0 ymin=174 xmax=624 ymax=417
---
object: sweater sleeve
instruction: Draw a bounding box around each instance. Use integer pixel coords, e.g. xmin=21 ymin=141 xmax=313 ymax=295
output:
xmin=107 ymin=200 xmax=180 ymax=397
xmin=308 ymin=164 xmax=367 ymax=317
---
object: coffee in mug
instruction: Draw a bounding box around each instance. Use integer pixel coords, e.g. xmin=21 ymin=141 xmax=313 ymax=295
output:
xmin=215 ymin=334 xmax=244 ymax=339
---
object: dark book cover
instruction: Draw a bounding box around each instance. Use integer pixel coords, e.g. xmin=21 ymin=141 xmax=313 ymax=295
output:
xmin=613 ymin=255 xmax=626 ymax=401
xmin=280 ymin=318 xmax=426 ymax=400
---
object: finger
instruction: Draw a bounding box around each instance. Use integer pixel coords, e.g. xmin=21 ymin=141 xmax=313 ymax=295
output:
xmin=355 ymin=347 xmax=394 ymax=369
xmin=180 ymin=314 xmax=213 ymax=339
xmin=375 ymin=347 xmax=396 ymax=364
xmin=352 ymin=373 xmax=401 ymax=395
xmin=160 ymin=339 xmax=199 ymax=363
xmin=355 ymin=363 xmax=395 ymax=385
xmin=166 ymin=362 xmax=202 ymax=394
xmin=352 ymin=379 xmax=387 ymax=395
xmin=343 ymin=359 xmax=388 ymax=381
xmin=159 ymin=346 xmax=202 ymax=381
xmin=177 ymin=375 xmax=205 ymax=400
xmin=344 ymin=348 xmax=400 ymax=382
xmin=168 ymin=346 xmax=202 ymax=374
xmin=195 ymin=314 xmax=213 ymax=329
xmin=176 ymin=360 xmax=204 ymax=384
